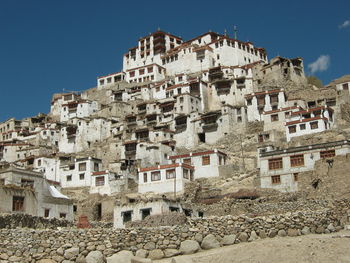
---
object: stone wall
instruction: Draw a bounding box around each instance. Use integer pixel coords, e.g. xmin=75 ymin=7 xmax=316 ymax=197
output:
xmin=0 ymin=213 xmax=73 ymax=229
xmin=0 ymin=199 xmax=349 ymax=262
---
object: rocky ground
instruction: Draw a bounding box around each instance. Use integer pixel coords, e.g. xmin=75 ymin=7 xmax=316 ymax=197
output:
xmin=156 ymin=229 xmax=350 ymax=263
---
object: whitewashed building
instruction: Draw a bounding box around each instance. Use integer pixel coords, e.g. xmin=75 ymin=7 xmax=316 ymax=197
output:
xmin=259 ymin=140 xmax=350 ymax=192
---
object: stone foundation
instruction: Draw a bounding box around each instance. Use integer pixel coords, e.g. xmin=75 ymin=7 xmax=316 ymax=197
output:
xmin=0 ymin=199 xmax=349 ymax=262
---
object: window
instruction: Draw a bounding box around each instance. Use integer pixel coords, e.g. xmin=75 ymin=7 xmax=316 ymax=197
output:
xmin=21 ymin=179 xmax=34 ymax=189
xmin=13 ymin=196 xmax=24 ymax=211
xmin=0 ymin=178 xmax=4 ymax=185
xmin=66 ymin=175 xmax=72 ymax=181
xmin=320 ymin=150 xmax=335 ymax=159
xmin=288 ymin=125 xmax=296 ymax=134
xmin=151 ymin=171 xmax=161 ymax=181
xmin=139 ymin=69 xmax=145 ymax=75
xmin=300 ymin=124 xmax=306 ymax=130
xmin=290 ymin=154 xmax=304 ymax=167
xmin=79 ymin=162 xmax=86 ymax=171
xmin=183 ymin=158 xmax=191 ymax=165
xmin=202 ymin=156 xmax=210 ymax=165
xmin=94 ymin=162 xmax=99 ymax=171
xmin=129 ymin=71 xmax=135 ymax=78
xmin=141 ymin=208 xmax=152 ymax=220
xmin=310 ymin=121 xmax=318 ymax=129
xmin=271 ymin=175 xmax=281 ymax=184
xmin=343 ymin=83 xmax=349 ymax=90
xmin=271 ymin=114 xmax=279 ymax=122
xmin=268 ymin=158 xmax=283 ymax=170
xmin=122 ymin=211 xmax=132 ymax=223
xmin=59 ymin=213 xmax=66 ymax=219
xmin=95 ymin=176 xmax=105 ymax=186
xmin=247 ymin=99 xmax=252 ymax=105
xmin=44 ymin=209 xmax=50 ymax=218
xmin=166 ymin=169 xmax=176 ymax=179
xmin=183 ymin=169 xmax=189 ymax=179
xmin=293 ymin=173 xmax=299 ymax=182
xmin=143 ymin=173 xmax=148 ymax=183
xmin=147 ymin=67 xmax=153 ymax=73
xmin=79 ymin=173 xmax=85 ymax=180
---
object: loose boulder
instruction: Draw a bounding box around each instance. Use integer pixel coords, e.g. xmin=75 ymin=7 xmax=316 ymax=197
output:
xmin=179 ymin=240 xmax=200 ymax=255
xmin=201 ymin=234 xmax=220 ymax=250
xmin=86 ymin=251 xmax=104 ymax=263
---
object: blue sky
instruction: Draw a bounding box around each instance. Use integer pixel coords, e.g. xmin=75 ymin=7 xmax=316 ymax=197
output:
xmin=1 ymin=0 xmax=349 ymax=122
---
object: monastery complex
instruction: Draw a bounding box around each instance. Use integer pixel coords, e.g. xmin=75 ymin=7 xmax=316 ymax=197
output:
xmin=1 ymin=29 xmax=350 ymax=229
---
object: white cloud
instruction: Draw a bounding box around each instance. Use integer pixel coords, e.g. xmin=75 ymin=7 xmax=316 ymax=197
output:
xmin=307 ymin=55 xmax=330 ymax=74
xmin=339 ymin=20 xmax=350 ymax=29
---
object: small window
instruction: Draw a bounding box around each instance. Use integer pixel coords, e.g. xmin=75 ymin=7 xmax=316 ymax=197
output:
xmin=268 ymin=158 xmax=283 ymax=170
xmin=59 ymin=213 xmax=66 ymax=219
xmin=151 ymin=171 xmax=161 ymax=181
xmin=320 ymin=150 xmax=335 ymax=159
xmin=310 ymin=121 xmax=318 ymax=129
xmin=300 ymin=124 xmax=306 ymax=130
xmin=288 ymin=125 xmax=297 ymax=134
xmin=271 ymin=114 xmax=279 ymax=122
xmin=271 ymin=175 xmax=281 ymax=184
xmin=95 ymin=176 xmax=105 ymax=186
xmin=343 ymin=83 xmax=349 ymax=90
xmin=183 ymin=158 xmax=191 ymax=165
xmin=202 ymin=156 xmax=210 ymax=165
xmin=290 ymin=155 xmax=304 ymax=167
xmin=94 ymin=162 xmax=99 ymax=171
xmin=79 ymin=173 xmax=85 ymax=180
xmin=122 ymin=211 xmax=132 ymax=223
xmin=183 ymin=169 xmax=189 ymax=179
xmin=44 ymin=209 xmax=50 ymax=218
xmin=166 ymin=169 xmax=176 ymax=179
xmin=13 ymin=196 xmax=24 ymax=211
xmin=66 ymin=175 xmax=72 ymax=181
xmin=143 ymin=173 xmax=148 ymax=183
xmin=79 ymin=162 xmax=86 ymax=171
xmin=293 ymin=173 xmax=299 ymax=182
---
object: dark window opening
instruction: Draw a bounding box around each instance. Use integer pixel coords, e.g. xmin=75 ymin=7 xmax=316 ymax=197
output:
xmin=141 ymin=208 xmax=152 ymax=220
xmin=44 ymin=209 xmax=50 ymax=218
xmin=198 ymin=133 xmax=206 ymax=143
xmin=122 ymin=211 xmax=132 ymax=223
xmin=169 ymin=206 xmax=179 ymax=212
xmin=183 ymin=209 xmax=192 ymax=217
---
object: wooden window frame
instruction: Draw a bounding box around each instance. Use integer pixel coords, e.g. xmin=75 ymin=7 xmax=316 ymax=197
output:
xmin=271 ymin=175 xmax=281 ymax=184
xmin=320 ymin=150 xmax=335 ymax=159
xmin=202 ymin=156 xmax=210 ymax=166
xmin=290 ymin=154 xmax=304 ymax=167
xmin=268 ymin=158 xmax=283 ymax=170
xmin=166 ymin=169 xmax=176 ymax=179
xmin=151 ymin=171 xmax=161 ymax=181
xmin=95 ymin=176 xmax=105 ymax=186
xmin=13 ymin=196 xmax=24 ymax=211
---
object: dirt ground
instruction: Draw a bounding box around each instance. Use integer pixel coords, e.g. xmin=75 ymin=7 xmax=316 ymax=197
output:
xmin=156 ymin=230 xmax=350 ymax=263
